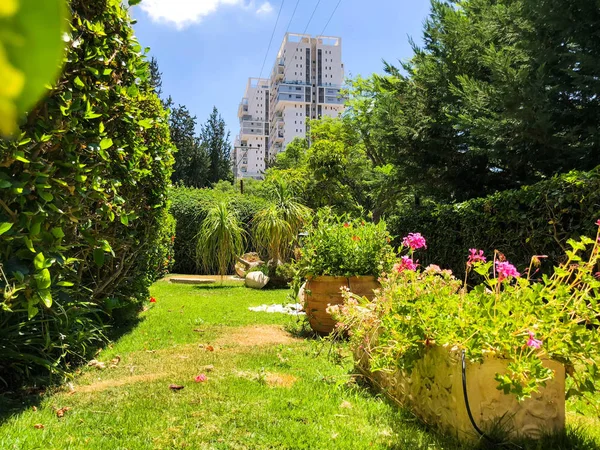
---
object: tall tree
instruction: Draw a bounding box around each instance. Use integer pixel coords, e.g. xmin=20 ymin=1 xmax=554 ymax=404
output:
xmin=148 ymin=56 xmax=163 ymax=98
xmin=201 ymin=107 xmax=233 ymax=185
xmin=167 ymin=97 xmax=210 ymax=187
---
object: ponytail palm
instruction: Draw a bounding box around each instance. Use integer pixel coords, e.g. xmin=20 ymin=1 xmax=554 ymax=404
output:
xmin=254 ymin=177 xmax=311 ymax=263
xmin=196 ymin=202 xmax=245 ymax=277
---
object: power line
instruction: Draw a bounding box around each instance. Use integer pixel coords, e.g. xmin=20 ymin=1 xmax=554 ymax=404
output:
xmin=319 ymin=0 xmax=343 ymax=36
xmin=283 ymin=0 xmax=301 ymax=36
xmin=257 ymin=0 xmax=286 ymax=83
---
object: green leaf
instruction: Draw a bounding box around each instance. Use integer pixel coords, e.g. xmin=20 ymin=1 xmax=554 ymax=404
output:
xmin=0 ymin=180 xmax=12 ymax=188
xmin=120 ymin=215 xmax=129 ymax=226
xmin=34 ymin=269 xmax=51 ymax=290
xmin=138 ymin=119 xmax=153 ymax=129
xmin=38 ymin=289 xmax=52 ymax=308
xmin=93 ymin=248 xmax=105 ymax=267
xmin=23 ymin=237 xmax=35 ymax=252
xmin=0 ymin=222 xmax=13 ymax=235
xmin=27 ymin=303 xmax=39 ymax=320
xmin=39 ymin=191 xmax=54 ymax=202
xmin=73 ymin=76 xmax=85 ymax=89
xmin=51 ymin=227 xmax=65 ymax=239
xmin=29 ymin=221 xmax=41 ymax=236
xmin=128 ymin=0 xmax=142 ymax=5
xmin=34 ymin=252 xmax=45 ymax=270
xmin=0 ymin=0 xmax=69 ymax=136
xmin=100 ymin=138 xmax=113 ymax=150
xmin=56 ymin=281 xmax=74 ymax=287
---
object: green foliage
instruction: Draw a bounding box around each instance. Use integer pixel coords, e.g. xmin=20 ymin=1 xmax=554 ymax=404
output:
xmin=388 ymin=169 xmax=600 ymax=279
xmin=0 ymin=0 xmax=68 ymax=136
xmin=298 ymin=211 xmax=395 ymax=278
xmin=196 ymin=202 xmax=245 ymax=277
xmin=0 ymin=0 xmax=174 ymax=387
xmin=334 ymin=233 xmax=600 ymax=405
xmin=169 ymin=186 xmax=266 ymax=274
xmin=202 ymin=106 xmax=233 ymax=185
xmin=253 ymin=176 xmax=312 ymax=264
xmin=167 ymin=97 xmax=210 ymax=188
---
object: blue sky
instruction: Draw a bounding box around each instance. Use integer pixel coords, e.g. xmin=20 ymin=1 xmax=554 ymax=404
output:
xmin=131 ymin=0 xmax=432 ymax=140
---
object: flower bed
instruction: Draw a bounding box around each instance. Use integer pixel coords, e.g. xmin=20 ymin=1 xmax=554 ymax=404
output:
xmin=331 ymin=225 xmax=600 ymax=442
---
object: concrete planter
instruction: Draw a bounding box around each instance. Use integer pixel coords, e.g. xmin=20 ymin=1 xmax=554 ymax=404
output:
xmin=305 ymin=275 xmax=380 ymax=334
xmin=355 ymin=340 xmax=565 ymax=442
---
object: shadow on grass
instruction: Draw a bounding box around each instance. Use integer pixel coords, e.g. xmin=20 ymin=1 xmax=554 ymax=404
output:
xmin=0 ymin=315 xmax=143 ymax=426
xmin=191 ymin=284 xmax=239 ymax=291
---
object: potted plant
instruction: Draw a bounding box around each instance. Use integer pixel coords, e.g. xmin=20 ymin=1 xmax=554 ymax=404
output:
xmin=295 ymin=211 xmax=396 ymax=334
xmin=330 ymin=225 xmax=600 ymax=442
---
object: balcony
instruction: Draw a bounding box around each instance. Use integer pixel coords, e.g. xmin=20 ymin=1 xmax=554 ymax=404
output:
xmin=237 ymin=98 xmax=249 ymax=117
xmin=274 ymin=131 xmax=285 ymax=143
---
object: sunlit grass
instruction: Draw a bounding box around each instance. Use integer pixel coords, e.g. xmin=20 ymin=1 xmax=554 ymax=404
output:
xmin=0 ymin=282 xmax=598 ymax=449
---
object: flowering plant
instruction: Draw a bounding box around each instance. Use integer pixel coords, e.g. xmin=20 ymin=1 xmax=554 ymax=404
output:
xmin=296 ymin=210 xmax=395 ymax=278
xmin=332 ymin=224 xmax=600 ymax=405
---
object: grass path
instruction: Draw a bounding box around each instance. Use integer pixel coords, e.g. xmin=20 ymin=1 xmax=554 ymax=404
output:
xmin=1 ymin=282 xmax=599 ymax=449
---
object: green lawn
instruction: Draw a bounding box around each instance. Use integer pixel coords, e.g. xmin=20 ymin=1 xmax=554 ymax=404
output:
xmin=0 ymin=281 xmax=599 ymax=449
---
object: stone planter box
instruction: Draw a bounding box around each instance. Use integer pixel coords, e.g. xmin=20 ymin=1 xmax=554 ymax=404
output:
xmin=355 ymin=342 xmax=565 ymax=442
xmin=304 ymin=275 xmax=380 ymax=334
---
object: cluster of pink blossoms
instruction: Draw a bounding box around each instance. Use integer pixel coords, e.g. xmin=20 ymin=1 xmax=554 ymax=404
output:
xmin=394 ymin=255 xmax=418 ymax=273
xmin=467 ymin=248 xmax=486 ymax=265
xmin=495 ymin=261 xmax=521 ymax=282
xmin=526 ymin=331 xmax=543 ymax=349
xmin=402 ymin=233 xmax=427 ymax=250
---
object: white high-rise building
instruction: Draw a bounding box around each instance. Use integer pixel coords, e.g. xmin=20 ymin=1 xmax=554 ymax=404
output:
xmin=233 ymin=33 xmax=345 ymax=179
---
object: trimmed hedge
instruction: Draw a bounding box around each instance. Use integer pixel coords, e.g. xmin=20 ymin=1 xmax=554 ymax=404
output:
xmin=169 ymin=187 xmax=266 ymax=274
xmin=388 ymin=169 xmax=600 ymax=278
xmin=0 ymin=1 xmax=174 ymax=387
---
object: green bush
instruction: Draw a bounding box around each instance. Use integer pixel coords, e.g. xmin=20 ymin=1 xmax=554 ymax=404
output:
xmin=169 ymin=187 xmax=266 ymax=274
xmin=388 ymin=169 xmax=600 ymax=278
xmin=298 ymin=211 xmax=395 ymax=278
xmin=0 ymin=0 xmax=174 ymax=387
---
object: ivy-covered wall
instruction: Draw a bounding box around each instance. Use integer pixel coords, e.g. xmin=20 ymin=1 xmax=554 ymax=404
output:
xmin=389 ymin=169 xmax=600 ymax=278
xmin=0 ymin=0 xmax=175 ymax=387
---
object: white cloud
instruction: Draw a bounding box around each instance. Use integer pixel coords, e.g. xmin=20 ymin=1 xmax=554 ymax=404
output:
xmin=256 ymin=2 xmax=273 ymax=15
xmin=139 ymin=0 xmax=245 ymax=29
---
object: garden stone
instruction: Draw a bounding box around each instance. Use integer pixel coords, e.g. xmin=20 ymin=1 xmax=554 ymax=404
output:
xmin=245 ymin=271 xmax=270 ymax=289
xmin=235 ymin=253 xmax=264 ymax=278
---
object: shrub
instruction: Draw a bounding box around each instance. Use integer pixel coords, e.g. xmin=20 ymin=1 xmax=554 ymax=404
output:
xmin=332 ymin=228 xmax=600 ymax=404
xmin=0 ymin=0 xmax=174 ymax=387
xmin=388 ymin=169 xmax=600 ymax=278
xmin=297 ymin=211 xmax=395 ymax=278
xmin=168 ymin=187 xmax=266 ymax=274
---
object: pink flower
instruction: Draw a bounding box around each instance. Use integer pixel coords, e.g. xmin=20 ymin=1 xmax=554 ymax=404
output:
xmin=467 ymin=249 xmax=486 ymax=265
xmin=149 ymin=297 xmax=157 ymax=303
xmin=495 ymin=261 xmax=520 ymax=282
xmin=596 ymin=219 xmax=600 ymax=227
xmin=402 ymin=233 xmax=427 ymax=250
xmin=195 ymin=374 xmax=207 ymax=383
xmin=393 ymin=256 xmax=418 ymax=273
xmin=526 ymin=331 xmax=542 ymax=349
xmin=424 ymin=264 xmax=442 ymax=274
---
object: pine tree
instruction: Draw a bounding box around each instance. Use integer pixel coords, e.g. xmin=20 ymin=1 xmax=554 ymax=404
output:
xmin=148 ymin=56 xmax=163 ymax=98
xmin=200 ymin=107 xmax=233 ymax=185
xmin=168 ymin=97 xmax=210 ymax=187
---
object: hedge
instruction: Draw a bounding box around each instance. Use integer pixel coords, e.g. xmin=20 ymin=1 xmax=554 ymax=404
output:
xmin=388 ymin=169 xmax=600 ymax=278
xmin=169 ymin=187 xmax=266 ymax=274
xmin=0 ymin=0 xmax=174 ymax=387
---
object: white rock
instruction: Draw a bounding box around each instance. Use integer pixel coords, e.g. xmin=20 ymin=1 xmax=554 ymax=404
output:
xmin=245 ymin=271 xmax=270 ymax=289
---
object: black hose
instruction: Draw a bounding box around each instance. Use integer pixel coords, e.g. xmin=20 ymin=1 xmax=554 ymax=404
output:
xmin=461 ymin=349 xmax=496 ymax=443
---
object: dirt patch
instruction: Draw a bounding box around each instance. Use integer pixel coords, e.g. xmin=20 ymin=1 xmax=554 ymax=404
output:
xmin=75 ymin=373 xmax=167 ymax=393
xmin=215 ymin=325 xmax=299 ymax=347
xmin=265 ymin=373 xmax=297 ymax=388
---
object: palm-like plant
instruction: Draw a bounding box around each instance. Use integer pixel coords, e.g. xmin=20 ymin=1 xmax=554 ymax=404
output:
xmin=253 ymin=176 xmax=311 ymax=264
xmin=196 ymin=202 xmax=245 ymax=279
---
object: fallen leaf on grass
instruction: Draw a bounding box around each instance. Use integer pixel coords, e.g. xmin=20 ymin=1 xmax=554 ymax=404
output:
xmin=109 ymin=356 xmax=121 ymax=368
xmin=55 ymin=407 xmax=71 ymax=418
xmin=32 ymin=406 xmax=37 ymax=412
xmin=33 ymin=424 xmax=44 ymax=429
xmin=205 ymin=345 xmax=214 ymax=352
xmin=340 ymin=401 xmax=352 ymax=409
xmin=169 ymin=384 xmax=185 ymax=391
xmin=87 ymin=360 xmax=106 ymax=370
xmin=202 ymin=365 xmax=214 ymax=372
